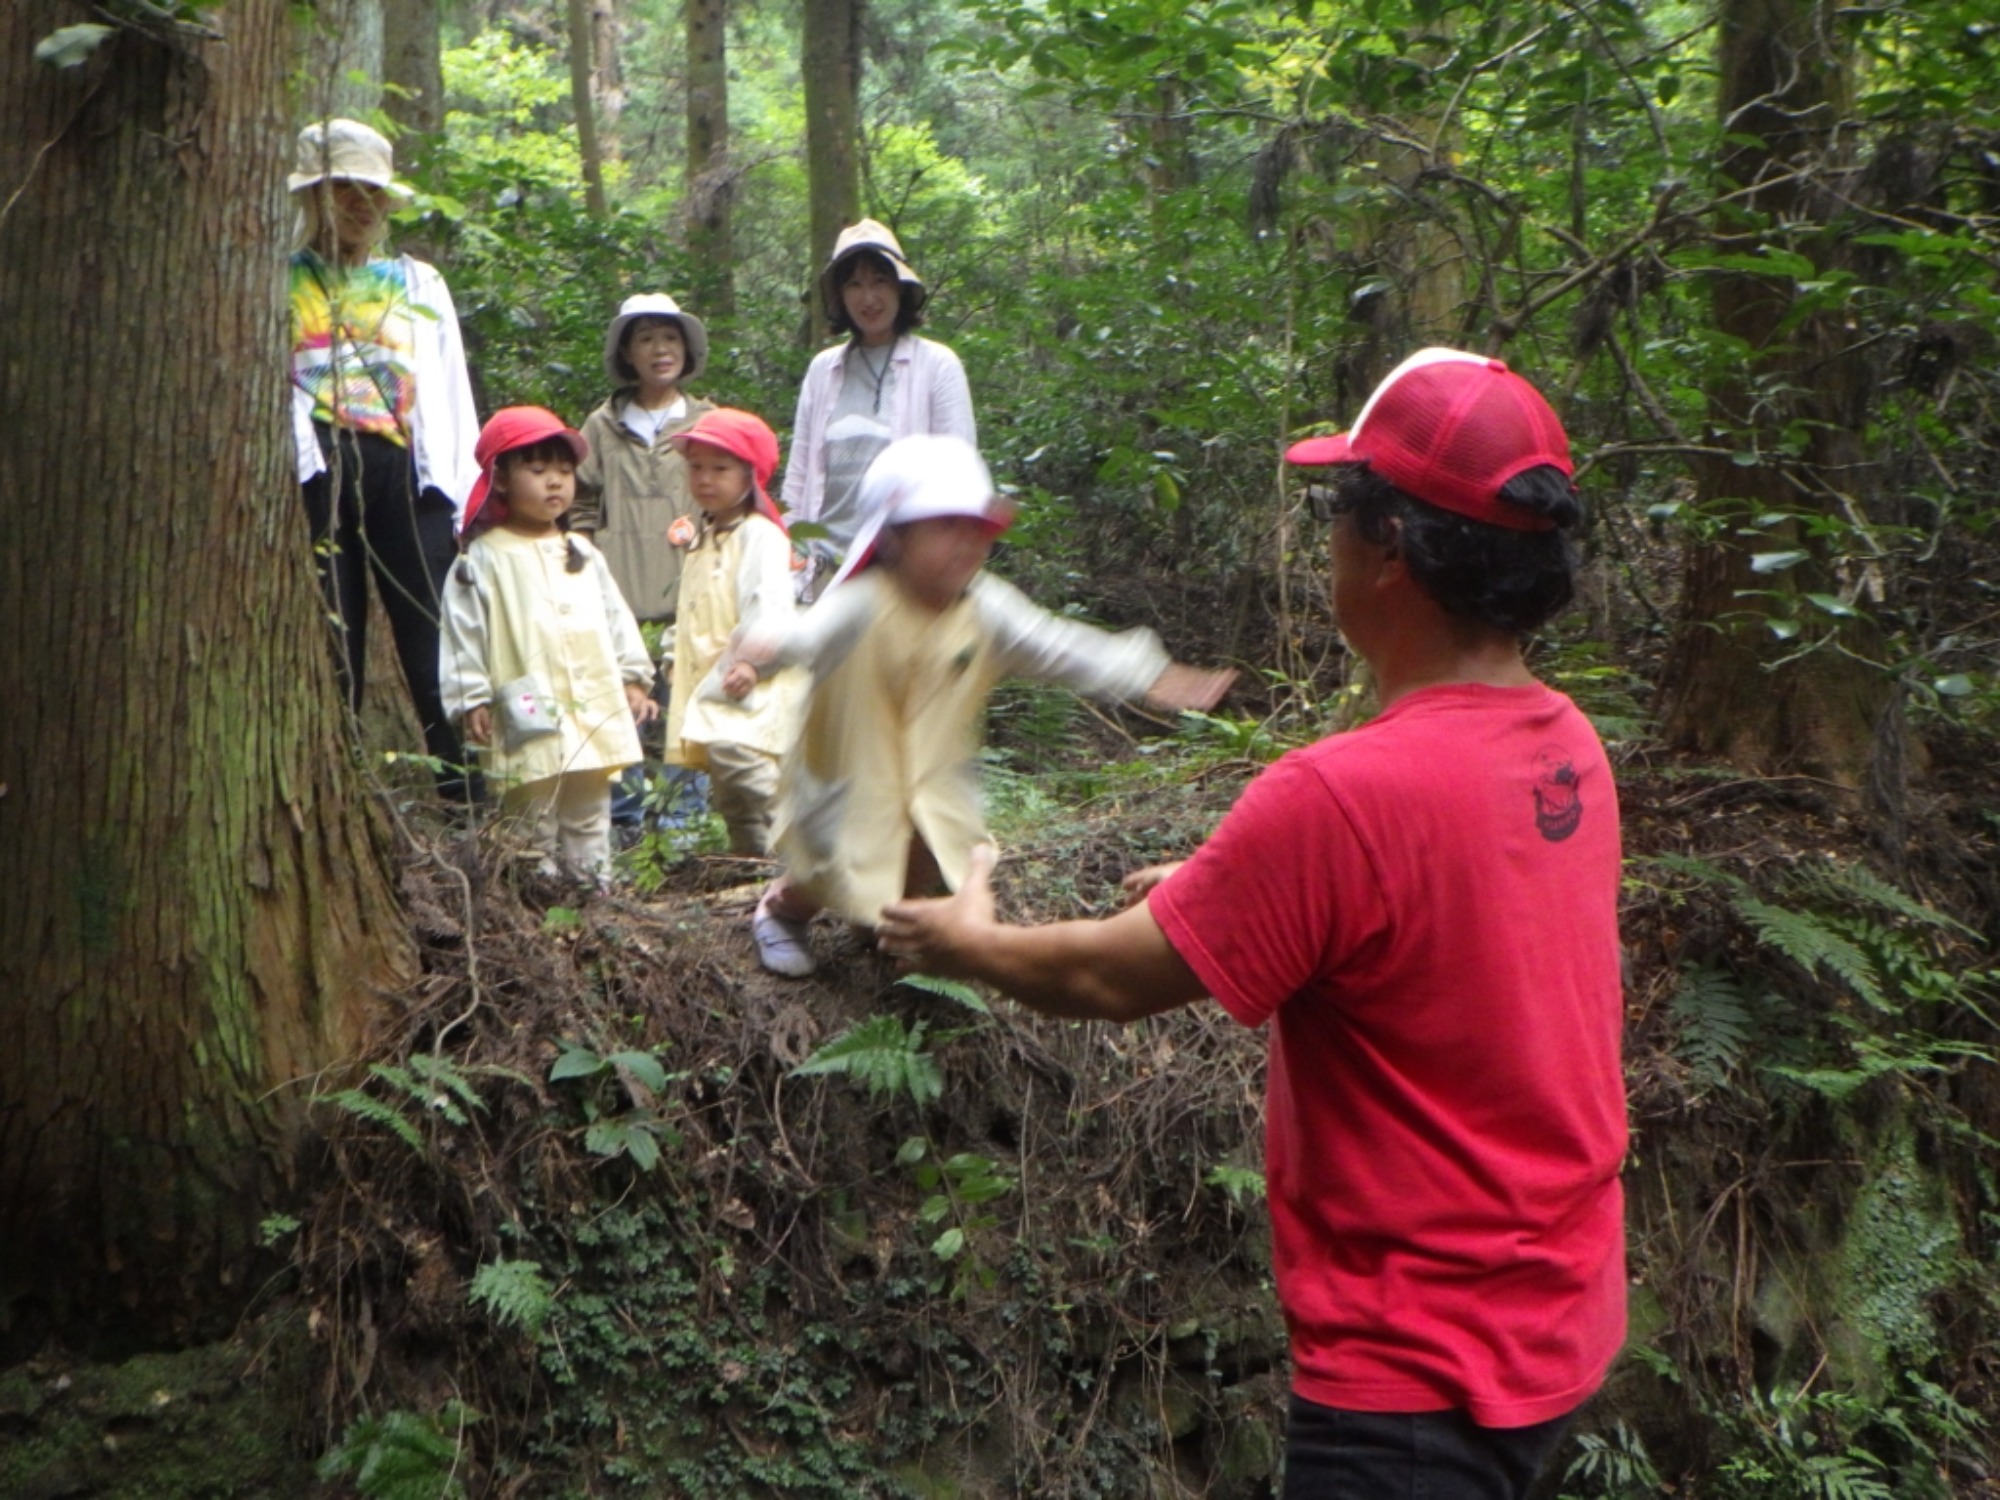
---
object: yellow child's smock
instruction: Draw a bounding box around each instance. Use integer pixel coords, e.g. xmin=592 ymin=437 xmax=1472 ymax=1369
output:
xmin=438 ymin=529 xmax=652 ymax=788
xmin=765 ymin=570 xmax=1171 ymax=924
xmin=665 ymin=509 xmax=802 ymax=768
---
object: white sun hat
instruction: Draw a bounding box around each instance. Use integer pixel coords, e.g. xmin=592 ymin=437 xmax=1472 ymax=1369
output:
xmin=288 ymin=119 xmax=412 ymax=198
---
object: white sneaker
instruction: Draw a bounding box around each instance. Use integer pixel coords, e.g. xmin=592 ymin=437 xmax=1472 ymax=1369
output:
xmin=752 ymin=904 xmax=817 ymax=977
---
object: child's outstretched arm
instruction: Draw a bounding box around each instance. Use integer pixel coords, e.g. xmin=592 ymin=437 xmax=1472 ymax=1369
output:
xmin=728 ymin=573 xmax=876 ymax=683
xmin=1142 ymin=662 xmax=1236 ymax=713
xmin=977 ymin=574 xmax=1236 ymax=708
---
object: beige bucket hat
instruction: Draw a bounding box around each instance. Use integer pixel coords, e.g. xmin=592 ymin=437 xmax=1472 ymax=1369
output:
xmin=288 ymin=119 xmax=413 ymax=198
xmin=603 ymin=293 xmax=710 ymax=386
xmin=819 ymin=218 xmax=927 ymax=317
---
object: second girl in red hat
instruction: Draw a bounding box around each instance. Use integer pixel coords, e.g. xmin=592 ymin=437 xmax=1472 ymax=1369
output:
xmin=661 ymin=408 xmax=803 ymax=856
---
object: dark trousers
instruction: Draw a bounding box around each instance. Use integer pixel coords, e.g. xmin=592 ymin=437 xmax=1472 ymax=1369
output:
xmin=301 ymin=423 xmax=472 ymax=801
xmin=1282 ymin=1396 xmax=1573 ymax=1500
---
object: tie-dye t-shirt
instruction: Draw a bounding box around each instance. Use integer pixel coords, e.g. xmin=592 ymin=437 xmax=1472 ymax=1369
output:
xmin=289 ymin=251 xmax=416 ymax=443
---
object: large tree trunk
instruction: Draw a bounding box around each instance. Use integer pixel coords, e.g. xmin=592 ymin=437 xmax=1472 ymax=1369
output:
xmin=802 ymin=0 xmax=863 ymax=333
xmin=685 ymin=0 xmax=736 ymax=315
xmin=1657 ymin=0 xmax=1886 ymax=780
xmin=567 ymin=0 xmax=609 ymax=216
xmin=0 ymin=0 xmax=412 ymax=1353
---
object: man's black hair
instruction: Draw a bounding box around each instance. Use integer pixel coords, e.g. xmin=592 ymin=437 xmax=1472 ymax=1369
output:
xmin=1335 ymin=463 xmax=1581 ymax=634
xmin=827 ymin=249 xmax=925 ymax=338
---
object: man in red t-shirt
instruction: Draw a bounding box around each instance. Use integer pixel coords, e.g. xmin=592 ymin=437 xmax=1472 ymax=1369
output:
xmin=878 ymin=349 xmax=1626 ymax=1500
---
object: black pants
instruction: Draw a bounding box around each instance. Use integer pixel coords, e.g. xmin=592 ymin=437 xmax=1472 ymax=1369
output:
xmin=1282 ymin=1396 xmax=1573 ymax=1500
xmin=301 ymin=423 xmax=472 ymax=801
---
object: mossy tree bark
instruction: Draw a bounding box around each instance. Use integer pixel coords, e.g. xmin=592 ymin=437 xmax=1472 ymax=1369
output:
xmin=0 ymin=0 xmax=413 ymax=1352
xmin=803 ymin=0 xmax=863 ymax=333
xmin=1657 ymin=0 xmax=1887 ymax=779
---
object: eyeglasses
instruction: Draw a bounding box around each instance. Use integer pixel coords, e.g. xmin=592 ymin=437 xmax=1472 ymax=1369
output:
xmin=1302 ymin=484 xmax=1353 ymax=523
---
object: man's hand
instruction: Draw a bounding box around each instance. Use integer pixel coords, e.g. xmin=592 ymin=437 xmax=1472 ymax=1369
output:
xmin=877 ymin=844 xmax=1001 ymax=977
xmin=1145 ymin=662 xmax=1237 ymax=713
xmin=626 ymin=682 xmax=660 ymax=724
xmin=464 ymin=705 xmax=493 ymax=746
xmin=1120 ymin=861 xmax=1185 ymax=903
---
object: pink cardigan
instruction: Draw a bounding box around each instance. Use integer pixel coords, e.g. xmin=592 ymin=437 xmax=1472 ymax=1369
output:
xmin=779 ymin=334 xmax=977 ymax=541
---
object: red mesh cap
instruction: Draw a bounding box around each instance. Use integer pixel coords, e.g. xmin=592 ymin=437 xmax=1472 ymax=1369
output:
xmin=463 ymin=405 xmax=589 ymax=531
xmin=669 ymin=407 xmax=788 ymax=532
xmin=1284 ymin=348 xmax=1572 ymax=531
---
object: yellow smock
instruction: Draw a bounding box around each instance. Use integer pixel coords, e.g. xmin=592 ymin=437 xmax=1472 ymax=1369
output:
xmin=665 ymin=509 xmax=802 ymax=768
xmin=438 ymin=529 xmax=652 ymax=789
xmin=767 ymin=570 xmax=1170 ymax=924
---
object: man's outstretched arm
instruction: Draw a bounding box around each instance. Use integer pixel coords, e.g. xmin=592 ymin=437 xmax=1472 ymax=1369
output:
xmin=876 ymin=845 xmax=1208 ymax=1024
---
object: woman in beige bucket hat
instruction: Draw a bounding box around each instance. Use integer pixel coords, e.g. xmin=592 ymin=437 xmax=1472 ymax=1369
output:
xmin=779 ymin=218 xmax=978 ymax=598
xmin=286 ymin=117 xmax=482 ymax=802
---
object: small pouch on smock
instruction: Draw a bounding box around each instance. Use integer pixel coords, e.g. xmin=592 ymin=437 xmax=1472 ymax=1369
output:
xmin=494 ymin=675 xmax=562 ymax=752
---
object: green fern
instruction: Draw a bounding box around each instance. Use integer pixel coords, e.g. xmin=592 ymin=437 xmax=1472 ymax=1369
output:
xmin=316 ymin=1403 xmax=477 ymax=1499
xmin=1563 ymin=1419 xmax=1662 ymax=1496
xmin=1732 ymin=895 xmax=1889 ymax=1012
xmin=1790 ymin=858 xmax=1978 ymax=938
xmin=1668 ymin=965 xmax=1757 ymax=1092
xmin=896 ymin=972 xmax=991 ymax=1014
xmin=323 ymin=1087 xmax=424 ymax=1151
xmin=468 ymin=1258 xmax=552 ymax=1336
xmin=793 ymin=1015 xmax=943 ymax=1107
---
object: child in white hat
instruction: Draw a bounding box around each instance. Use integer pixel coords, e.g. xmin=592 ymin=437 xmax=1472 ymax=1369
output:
xmin=732 ymin=434 xmax=1234 ymax=976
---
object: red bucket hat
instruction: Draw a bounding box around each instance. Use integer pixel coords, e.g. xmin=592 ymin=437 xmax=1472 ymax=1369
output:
xmin=463 ymin=406 xmax=589 ymax=531
xmin=669 ymin=408 xmax=787 ymax=532
xmin=1284 ymin=348 xmax=1571 ymax=532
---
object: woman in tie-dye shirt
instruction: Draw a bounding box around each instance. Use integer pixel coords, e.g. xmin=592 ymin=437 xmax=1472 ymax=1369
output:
xmin=287 ymin=118 xmax=481 ymax=803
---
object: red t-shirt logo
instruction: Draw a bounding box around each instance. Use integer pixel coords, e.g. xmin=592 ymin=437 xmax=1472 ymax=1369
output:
xmin=1532 ymin=745 xmax=1583 ymax=841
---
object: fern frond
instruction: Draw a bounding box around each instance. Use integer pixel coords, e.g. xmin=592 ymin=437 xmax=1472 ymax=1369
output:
xmin=897 ymin=973 xmax=992 ymax=1014
xmin=1791 ymin=859 xmax=1978 ymax=938
xmin=468 ymin=1258 xmax=552 ymax=1336
xmin=325 ymin=1088 xmax=425 ymax=1152
xmin=1733 ymin=895 xmax=1889 ymax=1011
xmin=1668 ymin=965 xmax=1757 ymax=1092
xmin=407 ymin=1054 xmax=489 ymax=1116
xmin=793 ymin=1015 xmax=943 ymax=1107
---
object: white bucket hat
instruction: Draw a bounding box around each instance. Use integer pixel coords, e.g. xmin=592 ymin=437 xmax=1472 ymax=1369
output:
xmin=287 ymin=119 xmax=412 ymax=198
xmin=825 ymin=434 xmax=1012 ymax=592
xmin=603 ymin=293 xmax=710 ymax=386
xmin=820 ymin=218 xmax=927 ymax=319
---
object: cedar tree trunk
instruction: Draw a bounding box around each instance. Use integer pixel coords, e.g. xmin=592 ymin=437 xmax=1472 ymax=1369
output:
xmin=1657 ymin=0 xmax=1887 ymax=779
xmin=0 ymin=0 xmax=412 ymax=1353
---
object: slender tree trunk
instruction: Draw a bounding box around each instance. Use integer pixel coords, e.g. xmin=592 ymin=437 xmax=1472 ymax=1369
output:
xmin=0 ymin=0 xmax=412 ymax=1352
xmin=803 ymin=0 xmax=863 ymax=333
xmin=567 ymin=0 xmax=608 ymax=216
xmin=381 ymin=0 xmax=445 ymax=264
xmin=298 ymin=0 xmax=386 ymax=119
xmin=1657 ymin=0 xmax=1885 ymax=779
xmin=686 ymin=0 xmax=735 ymax=315
xmin=381 ymin=0 xmax=443 ymax=140
xmin=593 ymin=0 xmax=625 ymax=164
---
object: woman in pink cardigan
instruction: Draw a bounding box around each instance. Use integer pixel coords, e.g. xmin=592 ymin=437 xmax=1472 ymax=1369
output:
xmin=780 ymin=219 xmax=977 ymax=598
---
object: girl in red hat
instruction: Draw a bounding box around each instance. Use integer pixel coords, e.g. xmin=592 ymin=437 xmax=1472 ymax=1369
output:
xmin=660 ymin=408 xmax=803 ymax=856
xmin=440 ymin=407 xmax=659 ymax=879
